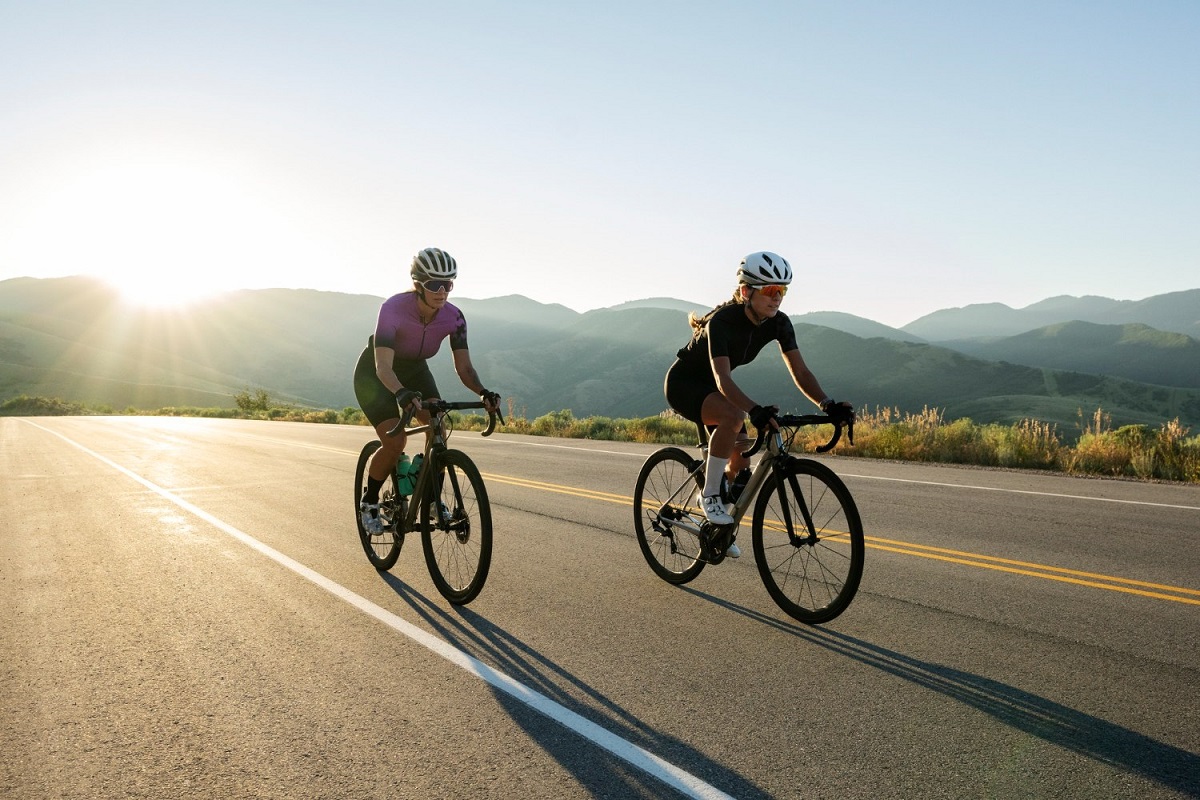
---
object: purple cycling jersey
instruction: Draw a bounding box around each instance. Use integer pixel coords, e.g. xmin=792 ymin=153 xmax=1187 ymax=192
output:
xmin=374 ymin=291 xmax=469 ymax=361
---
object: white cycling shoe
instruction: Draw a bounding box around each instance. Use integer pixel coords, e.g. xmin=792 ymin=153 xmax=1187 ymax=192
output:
xmin=700 ymin=494 xmax=734 ymax=526
xmin=360 ymin=502 xmax=384 ymax=535
xmin=725 ymin=541 xmax=741 ymax=559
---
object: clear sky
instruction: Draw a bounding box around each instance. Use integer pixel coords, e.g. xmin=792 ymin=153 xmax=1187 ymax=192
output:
xmin=1 ymin=1 xmax=1197 ymax=327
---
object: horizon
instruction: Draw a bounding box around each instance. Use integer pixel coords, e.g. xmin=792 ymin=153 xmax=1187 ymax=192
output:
xmin=4 ymin=272 xmax=1196 ymax=331
xmin=2 ymin=3 xmax=1198 ymax=328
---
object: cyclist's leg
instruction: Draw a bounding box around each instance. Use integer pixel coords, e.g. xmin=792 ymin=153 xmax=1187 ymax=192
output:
xmin=698 ymin=391 xmax=742 ymax=496
xmin=355 ymin=350 xmax=408 ymax=485
xmin=728 ymin=423 xmax=751 ymax=478
xmin=369 ymin=419 xmax=405 ymax=477
xmin=394 ymin=359 xmax=440 ymax=454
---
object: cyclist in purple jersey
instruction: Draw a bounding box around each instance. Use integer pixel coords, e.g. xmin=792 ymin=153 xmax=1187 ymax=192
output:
xmin=664 ymin=252 xmax=852 ymax=546
xmin=354 ymin=247 xmax=501 ymax=533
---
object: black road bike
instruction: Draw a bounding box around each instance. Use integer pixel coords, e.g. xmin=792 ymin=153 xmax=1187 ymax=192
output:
xmin=354 ymin=400 xmax=502 ymax=605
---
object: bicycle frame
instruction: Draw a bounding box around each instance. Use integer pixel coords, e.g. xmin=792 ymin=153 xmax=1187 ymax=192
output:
xmin=669 ymin=416 xmax=844 ymax=545
xmin=661 ymin=428 xmax=786 ymax=539
xmin=389 ymin=408 xmax=464 ymax=532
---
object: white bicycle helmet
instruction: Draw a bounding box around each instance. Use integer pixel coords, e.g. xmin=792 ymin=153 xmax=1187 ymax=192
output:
xmin=411 ymin=247 xmax=458 ymax=281
xmin=736 ymin=251 xmax=792 ymax=286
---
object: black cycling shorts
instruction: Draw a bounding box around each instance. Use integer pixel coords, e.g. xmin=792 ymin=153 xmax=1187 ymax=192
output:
xmin=353 ymin=343 xmax=442 ymax=428
xmin=664 ymin=359 xmax=718 ymax=424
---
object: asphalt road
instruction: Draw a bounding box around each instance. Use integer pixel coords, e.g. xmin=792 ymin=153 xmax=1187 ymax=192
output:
xmin=3 ymin=416 xmax=1198 ymax=799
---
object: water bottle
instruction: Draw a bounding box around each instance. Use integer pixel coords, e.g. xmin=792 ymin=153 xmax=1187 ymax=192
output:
xmin=395 ymin=452 xmax=412 ymax=495
xmin=729 ymin=467 xmax=751 ymax=502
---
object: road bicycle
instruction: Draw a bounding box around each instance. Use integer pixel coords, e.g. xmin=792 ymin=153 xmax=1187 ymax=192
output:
xmin=633 ymin=412 xmax=863 ymax=624
xmin=354 ymin=399 xmax=503 ymax=605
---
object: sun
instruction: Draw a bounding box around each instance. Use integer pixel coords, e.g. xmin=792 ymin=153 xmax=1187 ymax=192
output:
xmin=16 ymin=145 xmax=302 ymax=308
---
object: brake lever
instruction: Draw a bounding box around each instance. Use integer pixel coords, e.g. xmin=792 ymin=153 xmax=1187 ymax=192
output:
xmin=482 ymin=408 xmax=505 ymax=437
xmin=385 ymin=405 xmax=417 ymax=438
xmin=815 ymin=421 xmax=843 ymax=453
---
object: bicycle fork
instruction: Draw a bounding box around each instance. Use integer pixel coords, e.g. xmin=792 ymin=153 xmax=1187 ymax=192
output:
xmin=407 ymin=449 xmax=469 ymax=540
xmin=773 ymin=458 xmax=820 ymax=547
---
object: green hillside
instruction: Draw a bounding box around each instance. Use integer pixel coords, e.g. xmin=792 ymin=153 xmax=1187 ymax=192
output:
xmin=904 ymin=289 xmax=1200 ymax=340
xmin=2 ymin=276 xmax=1198 ymax=432
xmin=938 ymin=321 xmax=1200 ymax=389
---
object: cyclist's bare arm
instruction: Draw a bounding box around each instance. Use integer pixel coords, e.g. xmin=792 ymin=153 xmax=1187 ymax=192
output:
xmin=373 ymin=344 xmax=405 ymax=396
xmin=781 ymin=348 xmax=845 ymax=410
xmin=452 ymin=348 xmax=484 ymax=395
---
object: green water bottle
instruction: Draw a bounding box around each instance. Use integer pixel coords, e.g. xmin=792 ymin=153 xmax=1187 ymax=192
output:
xmin=395 ymin=452 xmax=412 ymax=495
xmin=408 ymin=454 xmax=423 ymax=491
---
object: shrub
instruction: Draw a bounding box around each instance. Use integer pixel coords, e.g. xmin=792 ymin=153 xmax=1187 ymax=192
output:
xmin=6 ymin=394 xmax=1197 ymax=483
xmin=0 ymin=395 xmax=90 ymax=416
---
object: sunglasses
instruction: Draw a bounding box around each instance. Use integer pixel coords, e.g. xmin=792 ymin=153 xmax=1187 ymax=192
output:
xmin=757 ymin=284 xmax=788 ymax=298
xmin=420 ymin=279 xmax=454 ymax=293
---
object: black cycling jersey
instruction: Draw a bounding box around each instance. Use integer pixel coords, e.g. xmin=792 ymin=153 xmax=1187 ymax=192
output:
xmin=664 ymin=300 xmax=798 ymax=423
xmin=674 ymin=301 xmax=798 ymax=375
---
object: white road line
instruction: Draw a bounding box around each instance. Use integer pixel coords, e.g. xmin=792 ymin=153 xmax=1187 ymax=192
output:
xmin=839 ymin=472 xmax=1200 ymax=511
xmin=483 ymin=435 xmax=1200 ymax=511
xmin=25 ymin=420 xmax=734 ymax=800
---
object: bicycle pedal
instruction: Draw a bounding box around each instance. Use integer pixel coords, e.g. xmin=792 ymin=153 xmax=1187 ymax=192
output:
xmin=699 ymin=522 xmax=735 ymax=564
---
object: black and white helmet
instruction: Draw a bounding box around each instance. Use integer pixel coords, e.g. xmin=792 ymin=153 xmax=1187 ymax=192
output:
xmin=410 ymin=247 xmax=458 ymax=281
xmin=736 ymin=251 xmax=792 ymax=286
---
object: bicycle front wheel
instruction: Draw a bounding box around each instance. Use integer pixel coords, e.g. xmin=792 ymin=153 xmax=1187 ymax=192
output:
xmin=419 ymin=449 xmax=492 ymax=605
xmin=354 ymin=440 xmax=404 ymax=570
xmin=752 ymin=458 xmax=864 ymax=624
xmin=633 ymin=447 xmax=706 ymax=584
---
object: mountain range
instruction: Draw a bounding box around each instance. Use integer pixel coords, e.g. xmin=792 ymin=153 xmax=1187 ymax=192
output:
xmin=1 ymin=276 xmax=1198 ymax=433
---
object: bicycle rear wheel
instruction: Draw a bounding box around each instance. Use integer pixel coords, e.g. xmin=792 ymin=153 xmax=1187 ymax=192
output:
xmin=752 ymin=458 xmax=863 ymax=624
xmin=354 ymin=440 xmax=404 ymax=570
xmin=420 ymin=448 xmax=492 ymax=605
xmin=633 ymin=447 xmax=706 ymax=584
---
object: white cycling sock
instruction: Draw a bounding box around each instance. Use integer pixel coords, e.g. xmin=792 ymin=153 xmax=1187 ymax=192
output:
xmin=704 ymin=455 xmax=729 ymax=497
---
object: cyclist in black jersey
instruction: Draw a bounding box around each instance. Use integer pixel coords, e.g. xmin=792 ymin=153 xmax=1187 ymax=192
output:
xmin=664 ymin=251 xmax=852 ymax=553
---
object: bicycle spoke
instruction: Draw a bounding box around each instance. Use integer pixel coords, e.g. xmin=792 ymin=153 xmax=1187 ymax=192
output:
xmin=752 ymin=459 xmax=864 ymax=624
xmin=354 ymin=440 xmax=403 ymax=570
xmin=421 ymin=450 xmax=492 ymax=604
xmin=634 ymin=448 xmax=707 ymax=584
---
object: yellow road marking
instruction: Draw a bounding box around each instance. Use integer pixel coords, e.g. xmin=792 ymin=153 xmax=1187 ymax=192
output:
xmin=483 ymin=472 xmax=1200 ymax=606
xmin=482 ymin=473 xmax=631 ymax=504
xmin=866 ymin=537 xmax=1200 ymax=605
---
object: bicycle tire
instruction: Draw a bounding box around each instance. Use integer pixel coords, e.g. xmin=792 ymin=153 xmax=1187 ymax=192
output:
xmin=633 ymin=447 xmax=707 ymax=584
xmin=354 ymin=440 xmax=404 ymax=570
xmin=751 ymin=458 xmax=864 ymax=624
xmin=419 ymin=448 xmax=492 ymax=605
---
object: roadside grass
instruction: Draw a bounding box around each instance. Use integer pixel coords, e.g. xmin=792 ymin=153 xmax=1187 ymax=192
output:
xmin=3 ymin=394 xmax=1197 ymax=483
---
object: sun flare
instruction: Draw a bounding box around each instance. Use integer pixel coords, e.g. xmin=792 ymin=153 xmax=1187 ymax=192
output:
xmin=17 ymin=146 xmax=304 ymax=308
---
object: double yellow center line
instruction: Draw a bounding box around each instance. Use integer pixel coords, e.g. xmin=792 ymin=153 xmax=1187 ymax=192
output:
xmin=869 ymin=536 xmax=1200 ymax=605
xmin=483 ymin=472 xmax=1200 ymax=606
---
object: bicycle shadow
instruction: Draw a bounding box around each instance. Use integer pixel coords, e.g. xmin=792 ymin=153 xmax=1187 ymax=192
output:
xmin=682 ymin=586 xmax=1200 ymax=798
xmin=377 ymin=572 xmax=771 ymax=799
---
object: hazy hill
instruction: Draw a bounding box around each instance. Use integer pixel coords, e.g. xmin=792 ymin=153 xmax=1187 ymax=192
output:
xmin=903 ymin=289 xmax=1200 ymax=340
xmin=608 ymin=297 xmax=708 ymax=314
xmin=940 ymin=322 xmax=1200 ymax=389
xmin=793 ymin=311 xmax=925 ymax=343
xmin=0 ymin=277 xmax=376 ymax=409
xmin=3 ymin=276 xmax=1199 ymax=432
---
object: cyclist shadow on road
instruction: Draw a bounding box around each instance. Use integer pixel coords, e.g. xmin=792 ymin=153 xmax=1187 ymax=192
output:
xmin=683 ymin=587 xmax=1200 ymax=798
xmin=378 ymin=572 xmax=772 ymax=799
